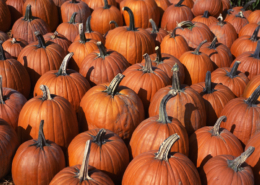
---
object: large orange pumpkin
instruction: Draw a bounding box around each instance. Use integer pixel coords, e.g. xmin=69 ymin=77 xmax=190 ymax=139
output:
xmin=248 ymin=10 xmax=260 ymax=23
xmin=243 ymin=74 xmax=260 ymax=101
xmin=239 ymin=22 xmax=260 ymax=37
xmin=0 ymin=0 xmax=11 ymax=32
xmin=83 ymin=0 xmax=117 ymax=10
xmin=225 ymin=11 xmax=249 ymax=34
xmin=192 ymin=11 xmax=218 ymax=27
xmin=193 ymin=0 xmax=222 ymax=17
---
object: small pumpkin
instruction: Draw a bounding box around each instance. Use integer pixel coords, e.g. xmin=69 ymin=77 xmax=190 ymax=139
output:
xmin=248 ymin=10 xmax=260 ymax=24
xmin=225 ymin=11 xmax=249 ymax=34
xmin=229 ymin=0 xmax=255 ymax=19
xmin=243 ymin=74 xmax=260 ymax=101
xmin=239 ymin=22 xmax=260 ymax=37
xmin=2 ymin=38 xmax=28 ymax=60
xmin=146 ymin=19 xmax=168 ymax=46
xmin=6 ymin=0 xmax=23 ymax=24
xmin=193 ymin=0 xmax=222 ymax=17
xmin=192 ymin=11 xmax=218 ymax=27
xmin=0 ymin=0 xmax=11 ymax=32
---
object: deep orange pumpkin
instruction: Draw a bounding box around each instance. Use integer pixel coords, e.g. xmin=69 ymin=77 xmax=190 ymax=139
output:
xmin=230 ymin=0 xmax=255 ymax=19
xmin=248 ymin=10 xmax=260 ymax=23
xmin=83 ymin=0 xmax=117 ymax=10
xmin=2 ymin=38 xmax=28 ymax=60
xmin=193 ymin=0 xmax=222 ymax=17
xmin=225 ymin=11 xmax=249 ymax=34
xmin=155 ymin=0 xmax=170 ymax=15
xmin=0 ymin=0 xmax=11 ymax=32
xmin=146 ymin=19 xmax=168 ymax=46
xmin=192 ymin=11 xmax=218 ymax=27
xmin=6 ymin=0 xmax=23 ymax=24
xmin=169 ymin=0 xmax=193 ymax=9
xmin=243 ymin=75 xmax=260 ymax=101
xmin=239 ymin=22 xmax=260 ymax=37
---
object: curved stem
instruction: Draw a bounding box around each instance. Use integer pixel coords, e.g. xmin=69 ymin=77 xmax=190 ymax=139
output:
xmin=123 ymin=7 xmax=135 ymax=31
xmin=105 ymin=73 xmax=124 ymax=97
xmin=0 ymin=41 xmax=6 ymax=60
xmin=170 ymin=27 xmax=183 ymax=38
xmin=228 ymin=61 xmax=240 ymax=78
xmin=211 ymin=116 xmax=227 ymax=136
xmin=149 ymin=19 xmax=158 ymax=33
xmin=252 ymin=40 xmax=260 ymax=59
xmin=246 ymin=85 xmax=260 ymax=105
xmin=86 ymin=16 xmax=92 ymax=33
xmin=177 ymin=21 xmax=195 ymax=30
xmin=57 ymin=53 xmax=74 ymax=76
xmin=236 ymin=11 xmax=244 ymax=18
xmin=78 ymin=140 xmax=92 ymax=181
xmin=11 ymin=38 xmax=16 ymax=44
xmin=79 ymin=24 xmax=86 ymax=43
xmin=50 ymin=31 xmax=59 ymax=39
xmin=155 ymin=46 xmax=162 ymax=64
xmin=157 ymin=93 xmax=174 ymax=123
xmin=143 ymin=54 xmax=153 ymax=73
xmin=175 ymin=0 xmax=184 ymax=7
xmin=37 ymin=120 xmax=49 ymax=148
xmin=93 ymin=129 xmax=106 ymax=146
xmin=40 ymin=85 xmax=52 ymax=100
xmin=35 ymin=31 xmax=46 ymax=48
xmin=202 ymin=11 xmax=209 ymax=18
xmin=241 ymin=0 xmax=256 ymax=11
xmin=205 ymin=71 xmax=212 ymax=94
xmin=192 ymin=40 xmax=207 ymax=55
xmin=227 ymin=146 xmax=255 ymax=172
xmin=103 ymin=0 xmax=109 ymax=9
xmin=155 ymin=134 xmax=180 ymax=161
xmin=209 ymin=37 xmax=217 ymax=49
xmin=250 ymin=25 xmax=260 ymax=41
xmin=171 ymin=63 xmax=181 ymax=91
xmin=23 ymin=5 xmax=33 ymax=21
xmin=217 ymin=14 xmax=224 ymax=26
xmin=97 ymin=41 xmax=107 ymax=59
xmin=69 ymin=12 xmax=77 ymax=24
xmin=109 ymin=20 xmax=118 ymax=27
xmin=0 ymin=76 xmax=4 ymax=104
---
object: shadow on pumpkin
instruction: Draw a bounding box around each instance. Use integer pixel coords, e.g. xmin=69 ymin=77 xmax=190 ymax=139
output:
xmin=22 ymin=56 xmax=41 ymax=87
xmin=77 ymin=106 xmax=88 ymax=132
xmin=86 ymin=66 xmax=95 ymax=87
xmin=184 ymin=103 xmax=198 ymax=135
xmin=17 ymin=124 xmax=32 ymax=144
xmin=137 ymin=88 xmax=149 ymax=118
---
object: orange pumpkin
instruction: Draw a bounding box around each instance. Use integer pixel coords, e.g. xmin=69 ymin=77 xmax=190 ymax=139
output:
xmin=2 ymin=38 xmax=28 ymax=60
xmin=169 ymin=0 xmax=193 ymax=9
xmin=243 ymin=75 xmax=260 ymax=101
xmin=83 ymin=0 xmax=117 ymax=10
xmin=146 ymin=19 xmax=168 ymax=46
xmin=192 ymin=11 xmax=218 ymax=27
xmin=6 ymin=0 xmax=23 ymax=24
xmin=193 ymin=0 xmax=222 ymax=17
xmin=229 ymin=0 xmax=255 ymax=19
xmin=239 ymin=22 xmax=260 ymax=37
xmin=0 ymin=0 xmax=11 ymax=32
xmin=248 ymin=10 xmax=260 ymax=23
xmin=225 ymin=11 xmax=249 ymax=34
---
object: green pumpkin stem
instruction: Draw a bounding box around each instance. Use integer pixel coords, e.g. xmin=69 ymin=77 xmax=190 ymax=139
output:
xmin=155 ymin=46 xmax=163 ymax=64
xmin=175 ymin=0 xmax=184 ymax=7
xmin=69 ymin=12 xmax=77 ymax=24
xmin=149 ymin=19 xmax=158 ymax=33
xmin=105 ymin=73 xmax=124 ymax=97
xmin=123 ymin=7 xmax=135 ymax=31
xmin=97 ymin=41 xmax=107 ymax=59
xmin=202 ymin=11 xmax=209 ymax=18
xmin=246 ymin=85 xmax=260 ymax=105
xmin=78 ymin=140 xmax=92 ymax=181
xmin=205 ymin=71 xmax=212 ymax=94
xmin=250 ymin=25 xmax=260 ymax=41
xmin=155 ymin=134 xmax=180 ymax=161
xmin=35 ymin=31 xmax=46 ymax=48
xmin=0 ymin=41 xmax=6 ymax=60
xmin=0 ymin=76 xmax=4 ymax=104
xmin=93 ymin=129 xmax=106 ymax=146
xmin=79 ymin=23 xmax=86 ymax=43
xmin=170 ymin=27 xmax=183 ymax=38
xmin=211 ymin=116 xmax=227 ymax=136
xmin=40 ymin=85 xmax=52 ymax=100
xmin=143 ymin=53 xmax=154 ymax=73
xmin=228 ymin=61 xmax=240 ymax=78
xmin=86 ymin=16 xmax=92 ymax=33
xmin=241 ymin=0 xmax=256 ymax=11
xmin=171 ymin=64 xmax=181 ymax=91
xmin=227 ymin=146 xmax=255 ymax=172
xmin=57 ymin=53 xmax=74 ymax=76
xmin=209 ymin=37 xmax=217 ymax=49
xmin=192 ymin=40 xmax=207 ymax=55
xmin=24 ymin=5 xmax=33 ymax=21
xmin=109 ymin=20 xmax=119 ymax=27
xmin=252 ymin=40 xmax=260 ymax=59
xmin=103 ymin=0 xmax=109 ymax=9
xmin=157 ymin=92 xmax=176 ymax=123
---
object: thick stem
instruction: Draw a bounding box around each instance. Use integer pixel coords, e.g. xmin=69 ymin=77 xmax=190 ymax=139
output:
xmin=171 ymin=63 xmax=181 ymax=91
xmin=97 ymin=41 xmax=107 ymax=59
xmin=175 ymin=0 xmax=184 ymax=7
xmin=236 ymin=11 xmax=245 ymax=18
xmin=0 ymin=76 xmax=4 ymax=104
xmin=37 ymin=120 xmax=49 ymax=148
xmin=202 ymin=11 xmax=209 ymax=18
xmin=228 ymin=61 xmax=240 ymax=78
xmin=205 ymin=71 xmax=212 ymax=94
xmin=35 ymin=31 xmax=46 ymax=48
xmin=57 ymin=53 xmax=74 ymax=75
xmin=79 ymin=24 xmax=86 ymax=43
xmin=217 ymin=14 xmax=224 ymax=26
xmin=78 ymin=140 xmax=92 ymax=181
xmin=93 ymin=129 xmax=106 ymax=146
xmin=157 ymin=92 xmax=177 ymax=123
xmin=11 ymin=38 xmax=16 ymax=44
xmin=50 ymin=31 xmax=59 ymax=39
xmin=250 ymin=25 xmax=260 ymax=41
xmin=103 ymin=0 xmax=109 ymax=9
xmin=40 ymin=85 xmax=52 ymax=100
xmin=170 ymin=27 xmax=183 ymax=38
xmin=209 ymin=37 xmax=217 ymax=49
xmin=192 ymin=40 xmax=207 ymax=55
xmin=227 ymin=146 xmax=255 ymax=172
xmin=241 ymin=0 xmax=256 ymax=11
xmin=123 ymin=7 xmax=135 ymax=31
xmin=246 ymin=85 xmax=260 ymax=105
xmin=23 ymin=5 xmax=33 ymax=21
xmin=71 ymin=0 xmax=77 ymax=3
xmin=69 ymin=12 xmax=77 ymax=24
xmin=177 ymin=21 xmax=195 ymax=30
xmin=149 ymin=19 xmax=158 ymax=33
xmin=86 ymin=16 xmax=92 ymax=33
xmin=0 ymin=41 xmax=6 ymax=60
xmin=211 ymin=116 xmax=227 ymax=136
xmin=109 ymin=20 xmax=118 ymax=27
xmin=155 ymin=46 xmax=162 ymax=64
xmin=155 ymin=134 xmax=180 ymax=161
xmin=105 ymin=73 xmax=124 ymax=96
xmin=252 ymin=40 xmax=260 ymax=59
xmin=143 ymin=53 xmax=153 ymax=73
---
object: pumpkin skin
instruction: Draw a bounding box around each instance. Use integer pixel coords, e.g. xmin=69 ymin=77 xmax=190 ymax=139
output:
xmin=176 ymin=21 xmax=214 ymax=49
xmin=12 ymin=121 xmax=66 ymax=185
xmin=0 ymin=119 xmax=19 ymax=179
xmin=211 ymin=61 xmax=249 ymax=97
xmin=129 ymin=92 xmax=189 ymax=158
xmin=6 ymin=0 xmax=23 ymax=24
xmin=105 ymin=7 xmax=155 ymax=65
xmin=17 ymin=85 xmax=79 ymax=150
xmin=189 ymin=116 xmax=243 ymax=169
xmin=0 ymin=31 xmax=9 ymax=42
xmin=23 ymin=0 xmax=58 ymax=31
xmin=221 ymin=0 xmax=230 ymax=11
xmin=248 ymin=10 xmax=260 ymax=24
xmin=160 ymin=27 xmax=190 ymax=59
xmin=154 ymin=0 xmax=170 ymax=15
xmin=0 ymin=0 xmax=11 ymax=32
xmin=122 ymin=134 xmax=201 ymax=185
xmin=80 ymin=42 xmax=130 ymax=86
xmin=230 ymin=1 xmax=255 ymax=19
xmin=239 ymin=23 xmax=260 ymax=37
xmin=169 ymin=0 xmax=194 ymax=9
xmin=146 ymin=19 xmax=168 ymax=46
xmin=160 ymin=0 xmax=194 ymax=31
xmin=68 ymin=128 xmax=129 ymax=184
xmin=2 ymin=38 xmax=28 ymax=59
xmin=220 ymin=86 xmax=260 ymax=146
xmin=191 ymin=72 xmax=236 ymax=126
xmin=200 ymin=147 xmax=255 ymax=185
xmin=149 ymin=64 xmax=206 ymax=135
xmin=225 ymin=11 xmax=249 ymax=34
xmin=243 ymin=75 xmax=260 ymax=101
xmin=34 ymin=53 xmax=91 ymax=113
xmin=192 ymin=11 xmax=218 ymax=27
xmin=193 ymin=0 xmax=222 ymax=17
xmin=78 ymin=74 xmax=145 ymax=142
xmin=12 ymin=5 xmax=51 ymax=44
xmin=83 ymin=0 xmax=117 ymax=10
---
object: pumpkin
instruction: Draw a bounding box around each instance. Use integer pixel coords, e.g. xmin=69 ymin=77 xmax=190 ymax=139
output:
xmin=192 ymin=11 xmax=218 ymax=27
xmin=248 ymin=10 xmax=260 ymax=24
xmin=12 ymin=120 xmax=66 ymax=185
xmin=200 ymin=37 xmax=233 ymax=69
xmin=231 ymin=25 xmax=260 ymax=58
xmin=105 ymin=7 xmax=155 ymax=65
xmin=149 ymin=64 xmax=207 ymax=135
xmin=80 ymin=41 xmax=129 ymax=86
xmin=220 ymin=85 xmax=260 ymax=146
xmin=18 ymin=85 xmax=78 ymax=150
xmin=176 ymin=21 xmax=214 ymax=49
xmin=180 ymin=40 xmax=214 ymax=85
xmin=68 ymin=23 xmax=98 ymax=72
xmin=103 ymin=20 xmax=119 ymax=38
xmin=0 ymin=119 xmax=19 ymax=179
xmin=17 ymin=31 xmax=66 ymax=87
xmin=160 ymin=27 xmax=190 ymax=59
xmin=74 ymin=16 xmax=106 ymax=44
xmin=0 ymin=41 xmax=31 ymax=99
xmin=0 ymin=31 xmax=9 ymax=42
xmin=239 ymin=22 xmax=260 ymax=38
xmin=191 ymin=71 xmax=236 ymax=126
xmin=146 ymin=19 xmax=168 ymax=46
xmin=60 ymin=0 xmax=91 ymax=26
xmin=120 ymin=0 xmax=160 ymax=29
xmin=53 ymin=0 xmax=68 ymax=22
xmin=243 ymin=75 xmax=260 ymax=101
xmin=141 ymin=46 xmax=185 ymax=83
xmin=209 ymin=14 xmax=238 ymax=49
xmin=161 ymin=0 xmax=194 ymax=31
xmin=225 ymin=11 xmax=249 ymax=34
xmin=211 ymin=61 xmax=249 ymax=97
xmin=56 ymin=12 xmax=80 ymax=42
xmin=193 ymin=0 xmax=222 ymax=17
xmin=230 ymin=0 xmax=255 ymax=19
xmin=33 ymin=53 xmax=91 ymax=113
xmin=68 ymin=128 xmax=129 ymax=184
xmin=83 ymin=0 xmax=117 ymax=10
xmin=201 ymin=147 xmax=254 ymax=185
xmin=169 ymin=0 xmax=194 ymax=9
xmin=51 ymin=140 xmax=114 ymax=185
xmin=130 ymin=92 xmax=189 ymax=158
xmin=43 ymin=31 xmax=72 ymax=53
xmin=90 ymin=0 xmax=123 ymax=35
xmin=155 ymin=0 xmax=171 ymax=15
xmin=221 ymin=0 xmax=231 ymax=11
xmin=123 ymin=134 xmax=201 ymax=185
xmin=2 ymin=38 xmax=28 ymax=60
xmin=0 ymin=0 xmax=11 ymax=32
xmin=12 ymin=5 xmax=50 ymax=44
xmin=6 ymin=0 xmax=23 ymax=24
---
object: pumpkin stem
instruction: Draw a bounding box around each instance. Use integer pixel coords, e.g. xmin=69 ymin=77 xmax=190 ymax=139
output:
xmin=31 ymin=120 xmax=50 ymax=149
xmin=155 ymin=46 xmax=163 ymax=64
xmin=177 ymin=21 xmax=195 ymax=30
xmin=92 ymin=129 xmax=106 ymax=146
xmin=0 ymin=41 xmax=6 ymax=60
xmin=50 ymin=31 xmax=59 ymax=39
xmin=236 ymin=11 xmax=245 ymax=18
xmin=170 ymin=27 xmax=183 ymax=38
xmin=227 ymin=61 xmax=240 ymax=78
xmin=149 ymin=19 xmax=158 ymax=33
xmin=250 ymin=25 xmax=260 ymax=41
xmin=157 ymin=92 xmax=176 ymax=123
xmin=11 ymin=38 xmax=16 ymax=44
xmin=78 ymin=140 xmax=92 ymax=181
xmin=192 ymin=40 xmax=207 ymax=55
xmin=0 ymin=76 xmax=4 ymax=104
xmin=72 ymin=0 xmax=77 ymax=3
xmin=171 ymin=63 xmax=181 ymax=91
xmin=86 ymin=16 xmax=92 ymax=33
xmin=143 ymin=53 xmax=154 ymax=73
xmin=211 ymin=116 xmax=227 ymax=136
xmin=202 ymin=11 xmax=209 ymax=18
xmin=24 ymin=5 xmax=33 ymax=21
xmin=246 ymin=85 xmax=260 ymax=105
xmin=97 ymin=41 xmax=107 ymax=59
xmin=35 ymin=31 xmax=46 ymax=48
xmin=103 ymin=0 xmax=109 ymax=9
xmin=69 ymin=12 xmax=77 ymax=24
xmin=175 ymin=0 xmax=184 ymax=7
xmin=217 ymin=14 xmax=225 ymax=26
xmin=209 ymin=37 xmax=217 ymax=49
xmin=109 ymin=20 xmax=119 ymax=27
xmin=252 ymin=40 xmax=260 ymax=59
xmin=79 ymin=23 xmax=87 ymax=43
xmin=204 ymin=71 xmax=213 ymax=94
xmin=241 ymin=0 xmax=256 ymax=11
xmin=104 ymin=73 xmax=124 ymax=97
xmin=155 ymin=134 xmax=180 ymax=161
xmin=123 ymin=7 xmax=135 ymax=31
xmin=227 ymin=9 xmax=234 ymax=15
xmin=227 ymin=146 xmax=255 ymax=172
xmin=57 ymin=53 xmax=74 ymax=76
xmin=40 ymin=85 xmax=52 ymax=100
